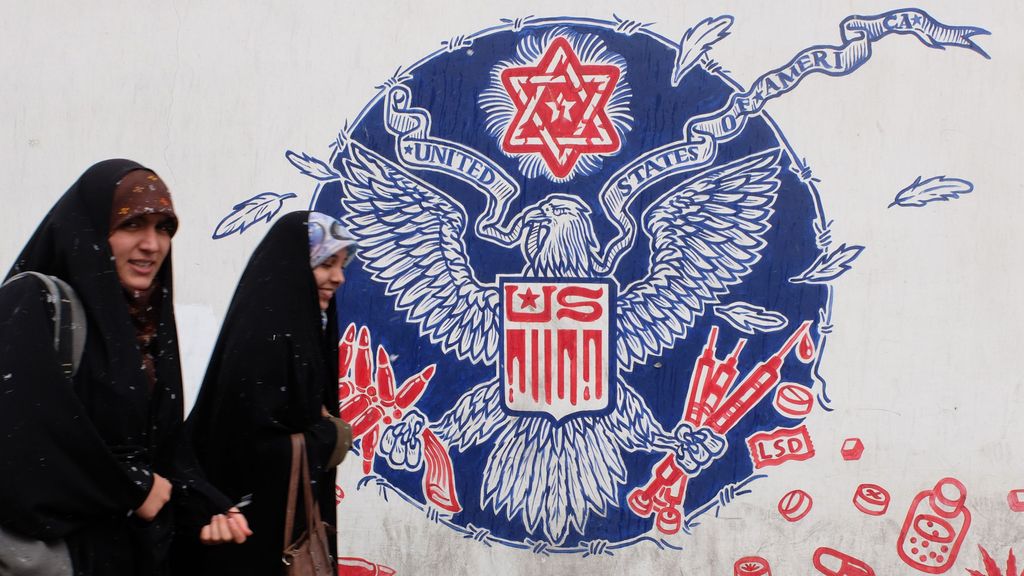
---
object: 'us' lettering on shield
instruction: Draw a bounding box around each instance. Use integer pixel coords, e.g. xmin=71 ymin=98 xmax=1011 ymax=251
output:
xmin=499 ymin=277 xmax=617 ymax=422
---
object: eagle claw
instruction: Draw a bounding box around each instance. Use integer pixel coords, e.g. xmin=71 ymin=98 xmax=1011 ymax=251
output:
xmin=670 ymin=422 xmax=727 ymax=476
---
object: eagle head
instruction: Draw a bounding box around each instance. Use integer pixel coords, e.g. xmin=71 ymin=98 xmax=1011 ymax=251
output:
xmin=520 ymin=194 xmax=599 ymax=278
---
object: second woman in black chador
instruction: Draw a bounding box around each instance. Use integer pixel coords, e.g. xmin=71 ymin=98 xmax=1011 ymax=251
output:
xmin=180 ymin=211 xmax=355 ymax=575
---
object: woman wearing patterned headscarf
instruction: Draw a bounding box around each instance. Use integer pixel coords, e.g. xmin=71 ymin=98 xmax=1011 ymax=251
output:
xmin=180 ymin=211 xmax=355 ymax=575
xmin=0 ymin=160 xmax=247 ymax=576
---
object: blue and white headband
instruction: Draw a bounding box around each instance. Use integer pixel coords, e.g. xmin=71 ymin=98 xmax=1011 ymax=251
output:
xmin=308 ymin=212 xmax=358 ymax=267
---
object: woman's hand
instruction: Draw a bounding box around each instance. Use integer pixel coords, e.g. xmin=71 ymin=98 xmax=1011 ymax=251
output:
xmin=199 ymin=508 xmax=253 ymax=545
xmin=134 ymin=473 xmax=172 ymax=521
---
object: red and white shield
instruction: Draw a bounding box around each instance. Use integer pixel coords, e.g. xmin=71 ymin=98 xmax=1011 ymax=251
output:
xmin=499 ymin=278 xmax=616 ymax=421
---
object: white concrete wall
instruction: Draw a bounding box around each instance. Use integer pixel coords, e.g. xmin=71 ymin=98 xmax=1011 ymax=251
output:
xmin=3 ymin=1 xmax=1022 ymax=574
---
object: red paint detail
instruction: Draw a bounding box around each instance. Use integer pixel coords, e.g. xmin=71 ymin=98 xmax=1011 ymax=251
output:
xmin=555 ymin=286 xmax=604 ymax=322
xmin=734 ymin=556 xmax=772 ymax=576
xmin=584 ymin=329 xmax=602 ymax=400
xmin=684 ymin=328 xmax=747 ymax=427
xmin=812 ymin=547 xmax=875 ymax=575
xmin=421 ymin=428 xmax=462 ymax=513
xmin=684 ymin=327 xmax=718 ymax=426
xmin=531 ymin=329 xmax=540 ymax=402
xmin=853 ymin=483 xmax=890 ymax=516
xmin=395 ymin=366 xmax=431 ymax=409
xmin=707 ymin=321 xmax=812 ymax=434
xmin=777 ymin=489 xmax=812 ymax=522
xmin=338 ymin=323 xmax=357 ymax=379
xmin=773 ymin=384 xmax=814 ymax=417
xmin=746 ymin=425 xmax=815 ymax=469
xmin=499 ymin=37 xmax=622 ymax=178
xmin=518 ymin=287 xmax=540 ymax=309
xmin=341 ymin=393 xmax=372 ymax=423
xmin=338 ymin=381 xmax=353 ymax=402
xmin=705 ymin=338 xmax=745 ymax=418
xmin=557 ymin=329 xmax=578 ymax=403
xmin=797 ymin=331 xmax=816 ymax=363
xmin=502 ymin=281 xmax=610 ymax=419
xmin=354 ymin=326 xmax=372 ymax=391
xmin=505 ymin=284 xmax=556 ymax=322
xmin=338 ymin=324 xmax=439 ymax=480
xmin=361 ymin=425 xmax=380 ymax=475
xmin=507 ymin=328 xmax=526 ymax=395
xmin=627 ymin=454 xmax=688 ymax=535
xmin=897 ymin=478 xmax=971 ymax=574
xmin=544 ymin=330 xmax=552 ymax=405
xmin=335 ymin=484 xmax=345 ymax=505
xmin=375 ymin=346 xmax=396 ymax=407
xmin=337 ymin=556 xmax=396 ymax=576
xmin=1008 ymin=489 xmax=1024 ymax=512
xmin=841 ymin=438 xmax=864 ymax=461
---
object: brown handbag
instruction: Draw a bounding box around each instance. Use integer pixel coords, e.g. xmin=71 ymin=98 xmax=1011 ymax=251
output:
xmin=281 ymin=433 xmax=335 ymax=575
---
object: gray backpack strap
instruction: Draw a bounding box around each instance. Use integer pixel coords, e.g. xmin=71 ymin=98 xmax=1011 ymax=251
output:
xmin=3 ymin=272 xmax=87 ymax=378
xmin=48 ymin=275 xmax=86 ymax=378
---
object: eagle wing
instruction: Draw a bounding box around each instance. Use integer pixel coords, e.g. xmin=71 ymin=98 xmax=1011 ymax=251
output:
xmin=339 ymin=143 xmax=501 ymax=364
xmin=616 ymin=149 xmax=782 ymax=371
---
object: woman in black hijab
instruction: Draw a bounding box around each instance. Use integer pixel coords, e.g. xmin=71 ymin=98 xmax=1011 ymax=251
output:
xmin=0 ymin=159 xmax=246 ymax=576
xmin=183 ymin=211 xmax=355 ymax=575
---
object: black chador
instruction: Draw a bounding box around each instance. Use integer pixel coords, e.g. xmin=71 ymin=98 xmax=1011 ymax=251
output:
xmin=179 ymin=212 xmax=341 ymax=575
xmin=0 ymin=159 xmax=218 ymax=575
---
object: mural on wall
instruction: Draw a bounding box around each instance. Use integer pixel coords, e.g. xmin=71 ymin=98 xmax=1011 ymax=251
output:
xmin=211 ymin=5 xmax=989 ymax=569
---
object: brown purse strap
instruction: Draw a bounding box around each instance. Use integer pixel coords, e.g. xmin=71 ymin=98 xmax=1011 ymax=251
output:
xmin=299 ymin=433 xmax=320 ymax=532
xmin=283 ymin=433 xmax=303 ymax=552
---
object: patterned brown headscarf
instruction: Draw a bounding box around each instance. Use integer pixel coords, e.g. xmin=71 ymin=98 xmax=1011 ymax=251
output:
xmin=109 ymin=169 xmax=177 ymax=234
xmin=109 ymin=169 xmax=177 ymax=389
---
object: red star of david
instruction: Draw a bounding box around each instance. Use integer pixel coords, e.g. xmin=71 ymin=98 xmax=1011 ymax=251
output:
xmin=500 ymin=37 xmax=621 ymax=178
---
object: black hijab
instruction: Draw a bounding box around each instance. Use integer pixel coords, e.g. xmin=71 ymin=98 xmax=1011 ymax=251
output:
xmin=189 ymin=210 xmax=339 ymax=457
xmin=0 ymin=159 xmax=184 ymax=538
xmin=179 ymin=211 xmax=340 ymax=575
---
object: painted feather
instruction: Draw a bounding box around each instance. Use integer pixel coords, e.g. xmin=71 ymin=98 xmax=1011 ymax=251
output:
xmin=714 ymin=301 xmax=789 ymax=334
xmin=672 ymin=15 xmax=734 ymax=86
xmin=286 ymin=150 xmax=340 ymax=182
xmin=889 ymin=175 xmax=974 ymax=208
xmin=789 ymin=243 xmax=864 ymax=284
xmin=212 ymin=192 xmax=296 ymax=239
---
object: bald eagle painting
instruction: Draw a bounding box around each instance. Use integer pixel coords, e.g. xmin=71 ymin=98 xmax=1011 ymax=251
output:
xmin=335 ymin=140 xmax=782 ymax=545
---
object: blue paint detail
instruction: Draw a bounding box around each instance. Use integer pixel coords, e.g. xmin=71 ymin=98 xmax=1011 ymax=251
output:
xmin=286 ymin=150 xmax=339 ymax=182
xmin=672 ymin=15 xmax=733 ymax=87
xmin=889 ymin=175 xmax=975 ymax=208
xmin=790 ymin=244 xmax=866 ymax=284
xmin=212 ymin=192 xmax=296 ymax=239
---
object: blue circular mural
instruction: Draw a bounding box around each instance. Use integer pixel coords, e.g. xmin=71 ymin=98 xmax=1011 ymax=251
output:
xmin=312 ymin=16 xmax=829 ymax=552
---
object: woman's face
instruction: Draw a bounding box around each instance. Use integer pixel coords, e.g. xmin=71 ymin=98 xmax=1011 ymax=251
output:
xmin=312 ymin=247 xmax=348 ymax=310
xmin=108 ymin=213 xmax=175 ymax=291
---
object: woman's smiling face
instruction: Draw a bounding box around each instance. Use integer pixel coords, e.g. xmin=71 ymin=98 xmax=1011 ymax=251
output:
xmin=312 ymin=247 xmax=349 ymax=310
xmin=108 ymin=213 xmax=175 ymax=291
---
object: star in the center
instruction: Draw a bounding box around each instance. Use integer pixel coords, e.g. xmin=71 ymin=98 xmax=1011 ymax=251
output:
xmin=500 ymin=37 xmax=622 ymax=178
xmin=546 ymin=94 xmax=576 ymax=121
